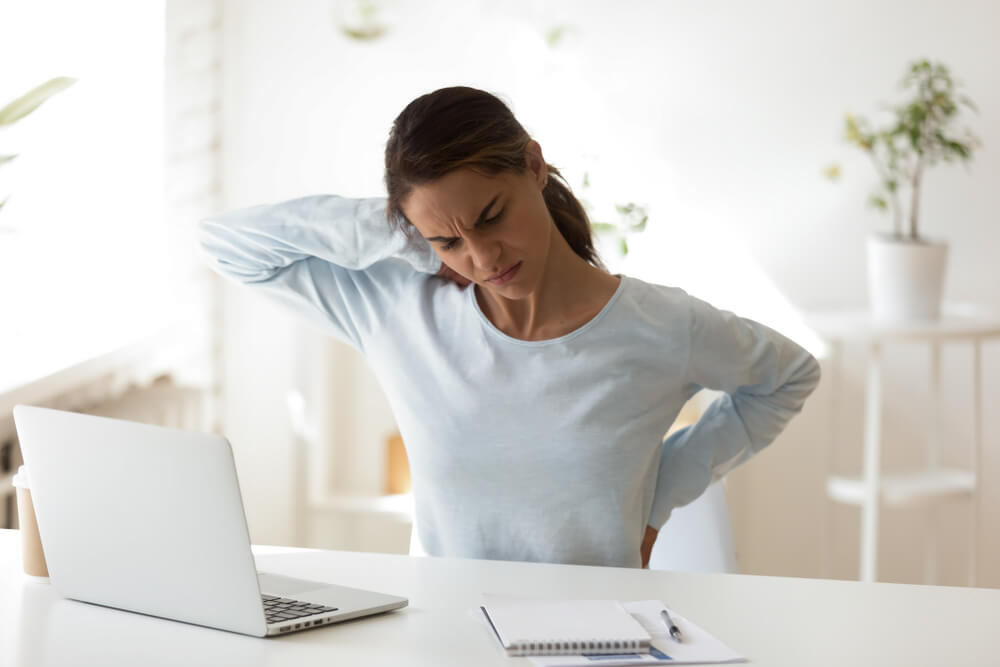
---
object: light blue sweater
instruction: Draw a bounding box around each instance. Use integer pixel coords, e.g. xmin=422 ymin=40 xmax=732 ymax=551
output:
xmin=198 ymin=194 xmax=821 ymax=568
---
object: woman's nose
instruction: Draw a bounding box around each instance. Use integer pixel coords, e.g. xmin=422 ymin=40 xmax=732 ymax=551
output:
xmin=466 ymin=236 xmax=501 ymax=272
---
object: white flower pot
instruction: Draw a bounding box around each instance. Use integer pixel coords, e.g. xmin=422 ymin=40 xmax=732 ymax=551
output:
xmin=866 ymin=233 xmax=948 ymax=322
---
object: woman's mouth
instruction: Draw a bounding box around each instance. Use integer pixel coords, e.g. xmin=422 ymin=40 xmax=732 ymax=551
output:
xmin=487 ymin=261 xmax=522 ymax=285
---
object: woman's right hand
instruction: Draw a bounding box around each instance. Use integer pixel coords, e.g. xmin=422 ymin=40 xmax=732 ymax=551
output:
xmin=435 ymin=262 xmax=472 ymax=288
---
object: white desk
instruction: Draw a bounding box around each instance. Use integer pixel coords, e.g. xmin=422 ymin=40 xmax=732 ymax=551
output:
xmin=1 ymin=529 xmax=998 ymax=666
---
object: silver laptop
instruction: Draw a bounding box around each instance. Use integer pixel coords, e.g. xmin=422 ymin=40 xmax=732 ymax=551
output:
xmin=12 ymin=404 xmax=408 ymax=637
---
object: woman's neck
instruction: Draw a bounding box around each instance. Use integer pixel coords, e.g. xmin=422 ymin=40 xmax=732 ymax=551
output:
xmin=475 ymin=227 xmax=620 ymax=341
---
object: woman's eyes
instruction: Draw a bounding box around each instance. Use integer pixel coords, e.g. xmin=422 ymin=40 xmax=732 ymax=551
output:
xmin=440 ymin=210 xmax=504 ymax=251
xmin=483 ymin=209 xmax=504 ymax=226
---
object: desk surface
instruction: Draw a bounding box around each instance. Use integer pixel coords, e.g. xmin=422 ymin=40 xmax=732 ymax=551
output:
xmin=1 ymin=529 xmax=997 ymax=666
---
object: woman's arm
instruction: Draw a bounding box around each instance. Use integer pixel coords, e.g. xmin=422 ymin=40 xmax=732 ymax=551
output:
xmin=197 ymin=194 xmax=443 ymax=349
xmin=647 ymin=294 xmax=822 ymax=531
xmin=640 ymin=525 xmax=658 ymax=568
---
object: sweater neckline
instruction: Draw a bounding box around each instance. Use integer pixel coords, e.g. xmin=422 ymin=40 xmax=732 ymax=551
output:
xmin=469 ymin=274 xmax=628 ymax=347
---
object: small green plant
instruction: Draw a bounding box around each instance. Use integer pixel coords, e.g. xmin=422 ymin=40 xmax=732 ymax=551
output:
xmin=545 ymin=25 xmax=574 ymax=48
xmin=0 ymin=76 xmax=76 ymax=213
xmin=825 ymin=59 xmax=981 ymax=241
xmin=334 ymin=0 xmax=388 ymax=41
xmin=579 ymin=171 xmax=648 ymax=257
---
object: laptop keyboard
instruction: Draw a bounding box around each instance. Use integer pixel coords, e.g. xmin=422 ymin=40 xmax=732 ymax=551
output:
xmin=262 ymin=594 xmax=338 ymax=625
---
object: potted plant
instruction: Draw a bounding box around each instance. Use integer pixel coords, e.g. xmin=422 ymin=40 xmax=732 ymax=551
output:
xmin=0 ymin=76 xmax=76 ymax=221
xmin=579 ymin=170 xmax=649 ymax=259
xmin=826 ymin=59 xmax=981 ymax=322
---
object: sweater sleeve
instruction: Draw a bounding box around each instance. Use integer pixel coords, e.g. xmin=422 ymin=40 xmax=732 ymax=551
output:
xmin=197 ymin=194 xmax=442 ymax=349
xmin=647 ymin=293 xmax=822 ymax=529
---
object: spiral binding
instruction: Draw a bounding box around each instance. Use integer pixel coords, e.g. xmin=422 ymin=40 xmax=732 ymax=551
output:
xmin=509 ymin=638 xmax=646 ymax=656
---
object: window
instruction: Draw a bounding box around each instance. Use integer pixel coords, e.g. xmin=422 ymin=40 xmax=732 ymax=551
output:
xmin=0 ymin=1 xmax=175 ymax=389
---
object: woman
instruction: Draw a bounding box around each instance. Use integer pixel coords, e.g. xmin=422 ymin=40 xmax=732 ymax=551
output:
xmin=198 ymin=86 xmax=821 ymax=569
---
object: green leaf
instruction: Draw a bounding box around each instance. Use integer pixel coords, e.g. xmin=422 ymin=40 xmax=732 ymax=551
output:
xmin=546 ymin=25 xmax=569 ymax=48
xmin=0 ymin=197 xmax=7 ymax=212
xmin=591 ymin=222 xmax=617 ymax=233
xmin=619 ymin=237 xmax=628 ymax=256
xmin=632 ymin=215 xmax=648 ymax=232
xmin=844 ymin=114 xmax=863 ymax=143
xmin=868 ymin=194 xmax=888 ymax=211
xmin=950 ymin=141 xmax=970 ymax=159
xmin=0 ymin=154 xmax=17 ymax=167
xmin=0 ymin=77 xmax=76 ymax=127
xmin=959 ymin=95 xmax=979 ymax=113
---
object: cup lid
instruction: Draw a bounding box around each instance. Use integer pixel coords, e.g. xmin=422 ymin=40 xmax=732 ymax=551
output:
xmin=12 ymin=465 xmax=29 ymax=489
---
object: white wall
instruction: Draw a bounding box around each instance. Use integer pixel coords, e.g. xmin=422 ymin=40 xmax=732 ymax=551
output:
xmin=213 ymin=0 xmax=1000 ymax=581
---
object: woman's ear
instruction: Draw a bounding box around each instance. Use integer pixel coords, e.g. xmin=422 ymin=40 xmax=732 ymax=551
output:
xmin=524 ymin=140 xmax=547 ymax=188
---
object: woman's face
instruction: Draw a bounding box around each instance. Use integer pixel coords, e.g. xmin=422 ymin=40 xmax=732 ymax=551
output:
xmin=401 ymin=142 xmax=552 ymax=299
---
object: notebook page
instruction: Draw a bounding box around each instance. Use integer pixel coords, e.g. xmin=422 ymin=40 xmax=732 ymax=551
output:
xmin=482 ymin=594 xmax=651 ymax=647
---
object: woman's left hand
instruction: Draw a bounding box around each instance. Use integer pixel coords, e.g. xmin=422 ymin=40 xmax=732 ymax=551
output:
xmin=435 ymin=262 xmax=472 ymax=288
xmin=641 ymin=525 xmax=658 ymax=568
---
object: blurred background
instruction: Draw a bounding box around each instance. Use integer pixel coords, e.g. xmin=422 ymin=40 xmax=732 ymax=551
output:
xmin=1 ymin=0 xmax=998 ymax=587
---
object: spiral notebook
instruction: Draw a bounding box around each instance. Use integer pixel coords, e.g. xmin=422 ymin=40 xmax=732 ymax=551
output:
xmin=480 ymin=595 xmax=652 ymax=657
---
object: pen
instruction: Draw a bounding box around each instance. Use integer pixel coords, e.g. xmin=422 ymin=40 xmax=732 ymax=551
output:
xmin=660 ymin=608 xmax=683 ymax=643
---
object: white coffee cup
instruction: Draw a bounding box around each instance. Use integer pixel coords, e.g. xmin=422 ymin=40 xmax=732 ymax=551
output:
xmin=12 ymin=465 xmax=50 ymax=581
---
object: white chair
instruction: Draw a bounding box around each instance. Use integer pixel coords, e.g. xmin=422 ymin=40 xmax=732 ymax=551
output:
xmin=409 ymin=516 xmax=427 ymax=557
xmin=647 ymin=480 xmax=739 ymax=574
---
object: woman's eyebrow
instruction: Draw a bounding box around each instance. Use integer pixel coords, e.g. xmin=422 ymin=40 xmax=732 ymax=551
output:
xmin=426 ymin=194 xmax=500 ymax=242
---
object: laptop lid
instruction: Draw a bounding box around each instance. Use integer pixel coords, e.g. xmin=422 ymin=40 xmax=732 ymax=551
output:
xmin=13 ymin=404 xmax=268 ymax=637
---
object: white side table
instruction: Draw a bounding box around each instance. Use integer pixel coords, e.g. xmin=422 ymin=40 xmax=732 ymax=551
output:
xmin=804 ymin=302 xmax=1000 ymax=585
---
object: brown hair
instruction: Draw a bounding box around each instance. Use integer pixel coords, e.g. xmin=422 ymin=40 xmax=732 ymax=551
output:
xmin=383 ymin=86 xmax=605 ymax=270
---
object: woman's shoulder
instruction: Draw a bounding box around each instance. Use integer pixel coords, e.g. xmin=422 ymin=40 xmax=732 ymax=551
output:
xmin=618 ymin=274 xmax=693 ymax=310
xmin=598 ymin=274 xmax=696 ymax=339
